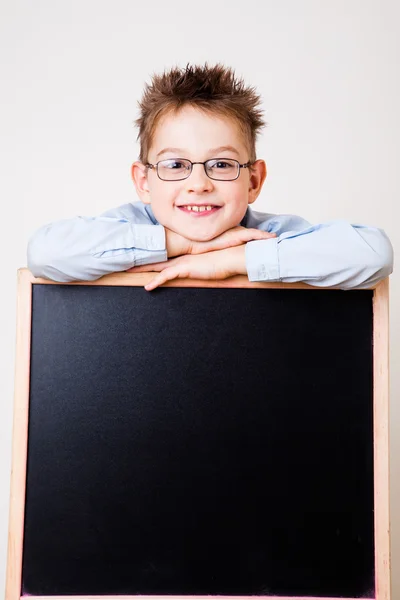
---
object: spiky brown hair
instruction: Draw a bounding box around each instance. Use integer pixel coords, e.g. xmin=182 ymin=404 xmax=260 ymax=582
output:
xmin=134 ymin=63 xmax=266 ymax=164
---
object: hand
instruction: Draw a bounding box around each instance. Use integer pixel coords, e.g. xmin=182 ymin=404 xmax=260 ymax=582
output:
xmin=166 ymin=226 xmax=276 ymax=257
xmin=128 ymin=246 xmax=247 ymax=291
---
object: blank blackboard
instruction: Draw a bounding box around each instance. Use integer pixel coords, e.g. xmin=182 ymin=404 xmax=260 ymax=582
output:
xmin=6 ymin=270 xmax=391 ymax=600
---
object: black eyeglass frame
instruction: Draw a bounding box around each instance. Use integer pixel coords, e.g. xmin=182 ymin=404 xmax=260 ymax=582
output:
xmin=145 ymin=158 xmax=252 ymax=181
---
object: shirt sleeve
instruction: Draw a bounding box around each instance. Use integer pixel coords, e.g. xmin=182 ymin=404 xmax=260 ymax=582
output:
xmin=245 ymin=220 xmax=394 ymax=289
xmin=27 ymin=205 xmax=167 ymax=282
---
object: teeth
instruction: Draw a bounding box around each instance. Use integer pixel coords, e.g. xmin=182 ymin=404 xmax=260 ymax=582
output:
xmin=184 ymin=205 xmax=214 ymax=212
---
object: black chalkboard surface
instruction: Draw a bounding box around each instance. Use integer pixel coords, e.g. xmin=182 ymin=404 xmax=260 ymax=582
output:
xmin=6 ymin=271 xmax=391 ymax=600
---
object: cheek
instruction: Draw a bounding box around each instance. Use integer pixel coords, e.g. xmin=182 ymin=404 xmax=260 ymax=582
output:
xmin=229 ymin=185 xmax=249 ymax=213
xmin=150 ymin=180 xmax=180 ymax=202
xmin=148 ymin=183 xmax=174 ymax=212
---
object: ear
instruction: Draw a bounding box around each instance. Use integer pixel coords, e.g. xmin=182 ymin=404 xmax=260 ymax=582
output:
xmin=247 ymin=159 xmax=267 ymax=205
xmin=131 ymin=161 xmax=151 ymax=205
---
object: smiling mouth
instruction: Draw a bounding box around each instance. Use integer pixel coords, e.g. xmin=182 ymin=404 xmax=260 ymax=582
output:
xmin=178 ymin=205 xmax=221 ymax=214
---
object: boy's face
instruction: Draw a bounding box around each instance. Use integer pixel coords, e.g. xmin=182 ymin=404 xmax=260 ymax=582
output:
xmin=132 ymin=105 xmax=266 ymax=241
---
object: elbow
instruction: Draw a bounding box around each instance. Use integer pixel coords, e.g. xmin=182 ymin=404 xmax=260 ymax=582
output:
xmin=370 ymin=230 xmax=394 ymax=281
xmin=312 ymin=227 xmax=394 ymax=290
xmin=27 ymin=226 xmax=89 ymax=283
xmin=344 ymin=231 xmax=394 ymax=289
xmin=27 ymin=228 xmax=50 ymax=279
xmin=27 ymin=231 xmax=72 ymax=282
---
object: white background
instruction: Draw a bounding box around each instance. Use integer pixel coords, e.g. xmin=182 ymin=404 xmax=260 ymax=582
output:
xmin=0 ymin=0 xmax=398 ymax=595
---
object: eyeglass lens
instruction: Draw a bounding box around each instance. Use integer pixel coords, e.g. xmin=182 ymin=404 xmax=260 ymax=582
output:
xmin=157 ymin=159 xmax=239 ymax=181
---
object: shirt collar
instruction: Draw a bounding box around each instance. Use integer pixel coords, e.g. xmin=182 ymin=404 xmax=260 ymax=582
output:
xmin=144 ymin=204 xmax=159 ymax=224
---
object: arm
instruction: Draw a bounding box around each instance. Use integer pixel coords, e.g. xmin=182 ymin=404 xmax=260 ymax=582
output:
xmin=27 ymin=199 xmax=276 ymax=283
xmin=245 ymin=219 xmax=393 ymax=289
xmin=126 ymin=216 xmax=393 ymax=291
xmin=27 ymin=203 xmax=167 ymax=282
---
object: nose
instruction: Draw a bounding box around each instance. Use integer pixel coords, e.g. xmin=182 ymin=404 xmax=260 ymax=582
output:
xmin=185 ymin=163 xmax=214 ymax=193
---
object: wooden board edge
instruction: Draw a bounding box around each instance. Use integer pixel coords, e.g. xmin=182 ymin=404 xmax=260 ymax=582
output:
xmin=5 ymin=270 xmax=33 ymax=600
xmin=373 ymin=278 xmax=391 ymax=600
xmin=17 ymin=267 xmax=383 ymax=290
xmin=19 ymin=596 xmax=374 ymax=600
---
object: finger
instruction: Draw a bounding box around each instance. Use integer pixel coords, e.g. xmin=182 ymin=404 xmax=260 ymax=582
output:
xmin=145 ymin=266 xmax=186 ymax=291
xmin=222 ymin=229 xmax=276 ymax=249
xmin=192 ymin=227 xmax=276 ymax=255
xmin=245 ymin=229 xmax=277 ymax=240
xmin=228 ymin=226 xmax=276 ymax=239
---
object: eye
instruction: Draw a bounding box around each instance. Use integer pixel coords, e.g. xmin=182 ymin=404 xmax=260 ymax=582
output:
xmin=162 ymin=160 xmax=188 ymax=170
xmin=207 ymin=159 xmax=236 ymax=170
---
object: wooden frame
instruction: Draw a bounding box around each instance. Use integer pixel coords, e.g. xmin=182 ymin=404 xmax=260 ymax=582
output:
xmin=5 ymin=268 xmax=391 ymax=600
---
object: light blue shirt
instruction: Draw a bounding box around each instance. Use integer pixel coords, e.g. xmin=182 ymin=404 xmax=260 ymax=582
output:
xmin=26 ymin=201 xmax=394 ymax=289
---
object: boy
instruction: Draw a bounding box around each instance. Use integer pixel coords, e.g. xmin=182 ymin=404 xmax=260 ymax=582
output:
xmin=27 ymin=63 xmax=393 ymax=291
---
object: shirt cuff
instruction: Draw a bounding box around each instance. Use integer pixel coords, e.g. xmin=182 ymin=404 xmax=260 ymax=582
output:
xmin=131 ymin=224 xmax=165 ymax=250
xmin=245 ymin=238 xmax=280 ymax=282
xmin=131 ymin=224 xmax=167 ymax=266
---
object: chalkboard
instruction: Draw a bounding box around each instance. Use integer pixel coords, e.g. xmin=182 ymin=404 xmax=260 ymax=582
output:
xmin=6 ymin=270 xmax=390 ymax=600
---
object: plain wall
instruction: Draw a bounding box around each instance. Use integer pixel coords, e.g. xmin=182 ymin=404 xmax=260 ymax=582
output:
xmin=0 ymin=0 xmax=398 ymax=596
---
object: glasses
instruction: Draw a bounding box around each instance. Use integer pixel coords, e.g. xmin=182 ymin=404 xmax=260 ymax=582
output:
xmin=145 ymin=158 xmax=252 ymax=181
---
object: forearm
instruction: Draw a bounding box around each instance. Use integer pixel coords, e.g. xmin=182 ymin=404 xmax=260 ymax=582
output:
xmin=27 ymin=216 xmax=167 ymax=282
xmin=245 ymin=221 xmax=393 ymax=289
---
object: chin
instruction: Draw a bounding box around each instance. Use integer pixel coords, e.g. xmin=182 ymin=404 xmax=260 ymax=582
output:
xmin=188 ymin=230 xmax=221 ymax=242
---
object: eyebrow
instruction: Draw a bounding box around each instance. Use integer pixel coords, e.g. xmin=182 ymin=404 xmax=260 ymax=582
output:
xmin=156 ymin=146 xmax=240 ymax=159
